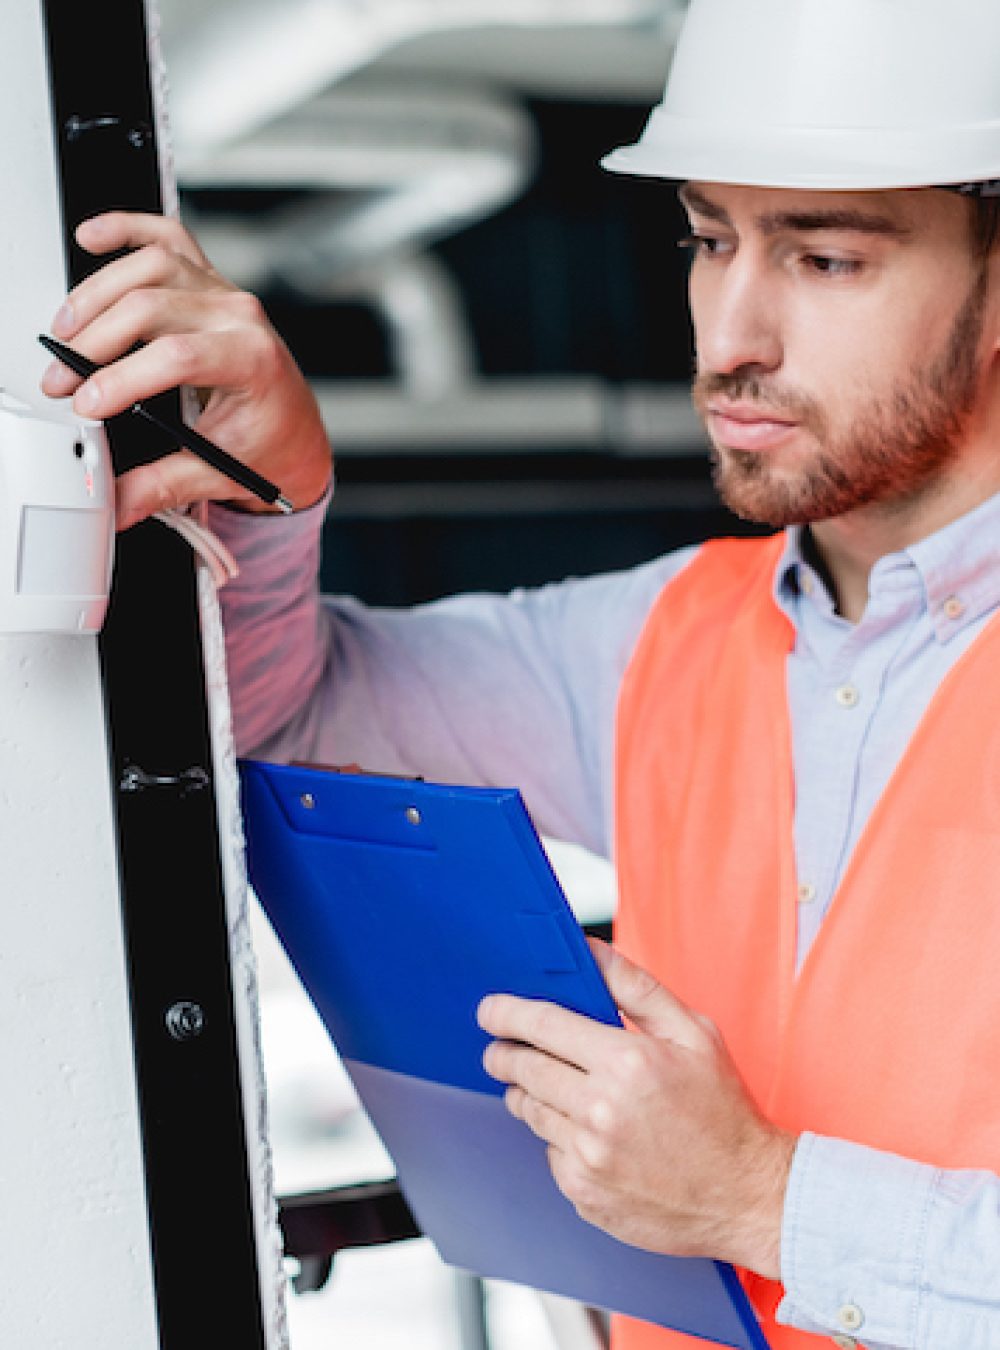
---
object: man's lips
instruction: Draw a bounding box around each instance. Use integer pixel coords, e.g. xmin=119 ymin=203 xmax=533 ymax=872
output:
xmin=705 ymin=402 xmax=800 ymax=453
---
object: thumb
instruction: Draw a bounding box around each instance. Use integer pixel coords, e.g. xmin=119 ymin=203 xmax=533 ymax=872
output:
xmin=115 ymin=450 xmax=228 ymax=531
xmin=588 ymin=938 xmax=708 ymax=1050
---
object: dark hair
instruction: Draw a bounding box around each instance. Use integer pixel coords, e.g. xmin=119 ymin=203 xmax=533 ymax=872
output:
xmin=969 ymin=197 xmax=1000 ymax=257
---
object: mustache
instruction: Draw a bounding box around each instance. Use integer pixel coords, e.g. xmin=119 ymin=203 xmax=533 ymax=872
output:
xmin=692 ymin=370 xmax=821 ymax=426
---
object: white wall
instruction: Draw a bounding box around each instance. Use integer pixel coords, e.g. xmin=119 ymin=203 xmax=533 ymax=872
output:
xmin=0 ymin=3 xmax=160 ymax=1342
xmin=0 ymin=634 xmax=159 ymax=1348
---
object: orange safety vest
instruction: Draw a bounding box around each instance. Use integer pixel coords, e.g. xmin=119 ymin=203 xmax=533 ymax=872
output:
xmin=611 ymin=534 xmax=1000 ymax=1350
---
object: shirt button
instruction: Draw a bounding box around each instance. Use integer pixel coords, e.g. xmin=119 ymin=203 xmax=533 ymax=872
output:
xmin=834 ymin=683 xmax=859 ymax=708
xmin=942 ymin=595 xmax=965 ymax=621
xmin=832 ymin=1337 xmax=857 ymax=1350
xmin=837 ymin=1303 xmax=864 ymax=1332
xmin=798 ymin=882 xmax=817 ymax=904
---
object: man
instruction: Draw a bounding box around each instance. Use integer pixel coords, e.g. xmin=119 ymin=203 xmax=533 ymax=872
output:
xmin=39 ymin=0 xmax=1000 ymax=1346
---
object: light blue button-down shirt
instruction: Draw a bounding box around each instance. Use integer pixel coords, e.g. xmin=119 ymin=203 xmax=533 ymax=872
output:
xmin=213 ymin=488 xmax=1000 ymax=1350
xmin=771 ymin=492 xmax=1000 ymax=1347
xmin=777 ymin=492 xmax=1000 ymax=969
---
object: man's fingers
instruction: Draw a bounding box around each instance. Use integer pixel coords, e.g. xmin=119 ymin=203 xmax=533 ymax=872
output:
xmin=43 ymin=289 xmax=239 ymax=402
xmin=478 ymin=995 xmax=619 ymax=1071
xmin=50 ymin=288 xmax=264 ymax=405
xmin=483 ymin=1038 xmax=588 ymax=1115
xmin=504 ymin=1086 xmax=575 ymax=1153
xmin=588 ymin=938 xmax=708 ymax=1050
xmin=76 ymin=212 xmax=212 ymax=269
xmin=50 ymin=240 xmax=224 ymax=349
xmin=65 ymin=326 xmax=271 ymax=422
xmin=115 ymin=453 xmax=212 ymax=531
xmin=504 ymin=1086 xmax=618 ymax=1211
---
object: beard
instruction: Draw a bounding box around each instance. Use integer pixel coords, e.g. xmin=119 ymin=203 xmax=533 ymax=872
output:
xmin=691 ymin=267 xmax=988 ymax=527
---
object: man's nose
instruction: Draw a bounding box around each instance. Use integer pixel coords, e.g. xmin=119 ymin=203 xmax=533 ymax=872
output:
xmin=692 ymin=261 xmax=783 ymax=378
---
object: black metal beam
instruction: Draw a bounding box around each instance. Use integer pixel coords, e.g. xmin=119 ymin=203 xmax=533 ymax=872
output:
xmin=280 ymin=1180 xmax=421 ymax=1258
xmin=40 ymin=5 xmax=267 ymax=1345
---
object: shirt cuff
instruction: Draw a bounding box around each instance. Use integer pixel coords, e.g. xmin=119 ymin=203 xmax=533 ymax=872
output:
xmin=205 ymin=484 xmax=332 ymax=574
xmin=777 ymin=1132 xmax=937 ymax=1348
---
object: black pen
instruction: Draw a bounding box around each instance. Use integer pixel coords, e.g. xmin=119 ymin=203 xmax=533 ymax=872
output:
xmin=39 ymin=334 xmax=293 ymax=514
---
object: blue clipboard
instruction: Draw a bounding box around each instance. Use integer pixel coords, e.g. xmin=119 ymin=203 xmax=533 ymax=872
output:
xmin=239 ymin=759 xmax=769 ymax=1350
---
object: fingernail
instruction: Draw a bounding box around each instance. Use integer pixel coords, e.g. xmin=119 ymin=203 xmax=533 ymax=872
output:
xmin=77 ymin=381 xmax=100 ymax=411
xmin=51 ymin=301 xmax=75 ymax=337
xmin=42 ymin=360 xmax=80 ymax=396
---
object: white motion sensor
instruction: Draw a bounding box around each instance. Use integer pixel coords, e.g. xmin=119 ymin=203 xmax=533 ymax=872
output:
xmin=0 ymin=410 xmax=114 ymax=634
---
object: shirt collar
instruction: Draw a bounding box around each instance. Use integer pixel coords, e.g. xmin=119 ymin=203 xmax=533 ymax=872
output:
xmin=774 ymin=528 xmax=829 ymax=623
xmin=772 ymin=489 xmax=1000 ymax=643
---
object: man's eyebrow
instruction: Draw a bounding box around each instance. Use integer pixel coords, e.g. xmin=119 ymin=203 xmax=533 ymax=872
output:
xmin=678 ymin=185 xmax=732 ymax=225
xmin=757 ymin=209 xmax=911 ymax=238
xmin=677 ymin=186 xmax=910 ymax=239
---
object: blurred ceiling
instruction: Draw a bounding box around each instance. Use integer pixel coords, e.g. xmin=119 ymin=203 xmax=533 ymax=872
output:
xmin=155 ymin=0 xmax=682 ymax=279
xmin=157 ymin=1 xmax=682 ymax=156
xmin=152 ymin=1 xmax=703 ymax=464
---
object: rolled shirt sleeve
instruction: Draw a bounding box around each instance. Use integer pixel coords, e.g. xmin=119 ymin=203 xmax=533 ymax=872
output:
xmin=209 ymin=496 xmax=694 ymax=855
xmin=779 ymin=1132 xmax=1000 ymax=1350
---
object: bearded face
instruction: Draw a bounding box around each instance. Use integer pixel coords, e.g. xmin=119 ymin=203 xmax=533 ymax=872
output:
xmin=684 ymin=184 xmax=993 ymax=530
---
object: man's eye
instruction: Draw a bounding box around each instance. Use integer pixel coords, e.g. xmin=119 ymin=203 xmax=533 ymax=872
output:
xmin=804 ymin=254 xmax=863 ymax=277
xmin=677 ymin=234 xmax=729 ymax=260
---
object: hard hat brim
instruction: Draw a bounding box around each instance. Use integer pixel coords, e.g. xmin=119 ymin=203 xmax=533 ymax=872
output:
xmin=601 ymin=113 xmax=1000 ymax=192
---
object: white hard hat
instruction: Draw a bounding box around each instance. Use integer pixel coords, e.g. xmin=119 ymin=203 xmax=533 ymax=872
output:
xmin=603 ymin=0 xmax=1000 ymax=194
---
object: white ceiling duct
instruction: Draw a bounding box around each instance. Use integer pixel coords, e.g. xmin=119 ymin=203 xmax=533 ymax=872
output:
xmin=160 ymin=0 xmax=676 ymax=160
xmin=182 ymin=83 xmax=534 ymax=286
xmin=182 ymin=85 xmax=530 ymax=399
xmin=177 ymin=81 xmax=531 ymax=191
xmin=183 ymin=82 xmax=531 ymax=396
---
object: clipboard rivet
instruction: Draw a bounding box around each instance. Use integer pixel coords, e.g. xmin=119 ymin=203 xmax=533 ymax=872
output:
xmin=405 ymin=807 xmax=422 ymax=825
xmin=300 ymin=793 xmax=316 ymax=809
